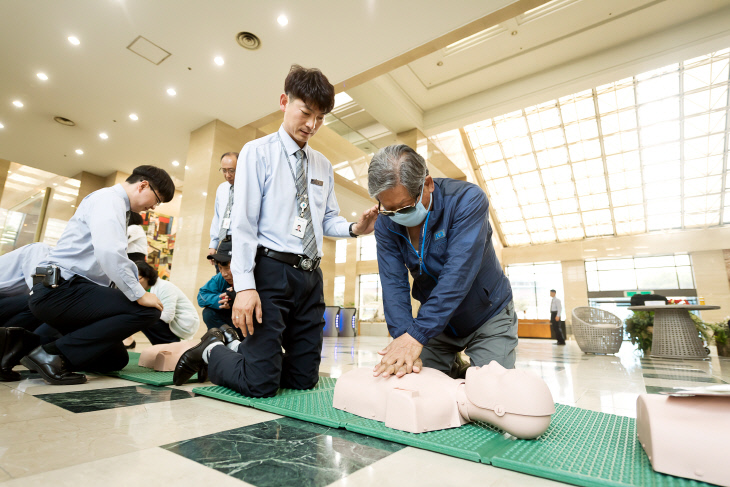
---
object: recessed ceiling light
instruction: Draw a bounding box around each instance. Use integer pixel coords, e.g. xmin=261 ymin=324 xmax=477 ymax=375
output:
xmin=166 ymin=88 xmax=177 ymax=96
xmin=99 ymin=132 xmax=108 ymax=139
xmin=184 ymin=165 xmax=189 ymax=170
xmin=277 ymin=14 xmax=288 ymax=26
xmin=202 ymin=192 xmax=207 ymax=196
xmin=214 ymin=56 xmax=224 ymax=66
xmin=172 ymin=160 xmax=179 ymax=166
xmin=37 ymin=73 xmax=48 ymax=81
xmin=12 ymin=100 xmax=23 ymax=108
xmin=75 ymin=149 xmax=83 ymax=155
xmin=68 ymin=36 xmax=80 ymax=45
xmin=351 ymin=212 xmax=357 ymax=216
xmin=71 ymin=204 xmax=75 ymax=208
xmin=129 ymin=113 xmax=138 ymax=121
xmin=0 ymin=123 xmax=4 ymax=129
xmin=53 ymin=183 xmax=58 ymax=186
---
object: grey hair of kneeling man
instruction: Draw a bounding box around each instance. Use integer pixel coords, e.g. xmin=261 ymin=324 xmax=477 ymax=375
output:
xmin=368 ymin=144 xmax=429 ymax=200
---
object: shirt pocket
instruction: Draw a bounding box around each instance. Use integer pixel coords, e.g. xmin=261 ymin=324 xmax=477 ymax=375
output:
xmin=308 ymin=175 xmax=327 ymax=214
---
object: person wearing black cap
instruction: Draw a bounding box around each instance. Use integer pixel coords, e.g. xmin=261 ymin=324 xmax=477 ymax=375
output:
xmin=197 ymin=240 xmax=236 ymax=330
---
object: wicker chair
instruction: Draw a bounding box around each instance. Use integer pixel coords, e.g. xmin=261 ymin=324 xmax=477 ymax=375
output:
xmin=572 ymin=307 xmax=624 ymax=354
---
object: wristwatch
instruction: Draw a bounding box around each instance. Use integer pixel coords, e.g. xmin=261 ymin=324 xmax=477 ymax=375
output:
xmin=349 ymin=223 xmax=357 ymax=238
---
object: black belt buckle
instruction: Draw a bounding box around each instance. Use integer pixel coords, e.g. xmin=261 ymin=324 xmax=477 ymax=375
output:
xmin=296 ymin=256 xmax=320 ymax=271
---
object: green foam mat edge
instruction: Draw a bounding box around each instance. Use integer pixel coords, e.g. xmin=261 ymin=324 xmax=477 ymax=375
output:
xmin=104 ymin=352 xmax=198 ymax=386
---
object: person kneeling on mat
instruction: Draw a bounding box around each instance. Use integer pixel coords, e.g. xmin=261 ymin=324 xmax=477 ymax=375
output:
xmin=197 ymin=240 xmax=237 ymax=330
xmin=1 ymin=166 xmax=174 ymax=385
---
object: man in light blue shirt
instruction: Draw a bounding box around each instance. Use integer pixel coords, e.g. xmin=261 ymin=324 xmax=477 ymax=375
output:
xmin=1 ymin=166 xmax=175 ymax=385
xmin=207 ymin=151 xmax=238 ymax=263
xmin=174 ymin=65 xmax=378 ymax=396
xmin=0 ymin=242 xmax=50 ymax=330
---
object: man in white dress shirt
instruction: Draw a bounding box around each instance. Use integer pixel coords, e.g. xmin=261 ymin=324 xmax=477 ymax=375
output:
xmin=135 ymin=261 xmax=199 ymax=344
xmin=208 ymin=152 xmax=238 ymax=264
xmin=550 ymin=289 xmax=566 ymax=345
xmin=174 ymin=65 xmax=378 ymax=395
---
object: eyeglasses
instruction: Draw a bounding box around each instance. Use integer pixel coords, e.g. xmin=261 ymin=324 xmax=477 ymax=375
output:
xmin=147 ymin=183 xmax=162 ymax=206
xmin=378 ymin=185 xmax=423 ymax=217
xmin=219 ymin=168 xmax=236 ymax=175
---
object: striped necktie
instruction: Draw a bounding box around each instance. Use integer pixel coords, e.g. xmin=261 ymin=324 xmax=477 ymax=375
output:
xmin=295 ymin=149 xmax=317 ymax=260
xmin=217 ymin=185 xmax=234 ymax=243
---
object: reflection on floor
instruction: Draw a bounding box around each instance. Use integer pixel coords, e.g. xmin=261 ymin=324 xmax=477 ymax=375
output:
xmin=1 ymin=337 xmax=728 ymax=486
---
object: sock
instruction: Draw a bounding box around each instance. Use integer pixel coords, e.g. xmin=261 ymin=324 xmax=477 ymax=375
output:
xmin=202 ymin=342 xmax=224 ymax=364
xmin=43 ymin=342 xmax=61 ymax=355
xmin=227 ymin=339 xmax=241 ymax=351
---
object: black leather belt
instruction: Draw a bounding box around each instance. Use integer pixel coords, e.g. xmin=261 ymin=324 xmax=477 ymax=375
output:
xmin=258 ymin=247 xmax=320 ymax=271
xmin=221 ymin=235 xmax=232 ymax=242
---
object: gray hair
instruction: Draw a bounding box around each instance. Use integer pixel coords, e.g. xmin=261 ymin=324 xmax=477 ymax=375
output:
xmin=367 ymin=144 xmax=429 ymax=199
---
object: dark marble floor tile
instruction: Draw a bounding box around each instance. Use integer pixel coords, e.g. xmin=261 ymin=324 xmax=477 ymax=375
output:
xmin=639 ymin=365 xmax=705 ymax=373
xmin=35 ymin=385 xmax=195 ymax=413
xmin=645 ymin=386 xmax=676 ymax=394
xmin=162 ymin=417 xmax=404 ymax=487
xmin=642 ymin=373 xmax=726 ymax=384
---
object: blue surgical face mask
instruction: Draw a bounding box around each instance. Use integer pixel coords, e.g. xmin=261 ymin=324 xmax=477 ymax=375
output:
xmin=388 ymin=182 xmax=431 ymax=227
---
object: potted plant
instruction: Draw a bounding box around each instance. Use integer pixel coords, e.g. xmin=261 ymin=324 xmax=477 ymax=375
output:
xmin=625 ymin=311 xmax=654 ymax=355
xmin=708 ymin=321 xmax=730 ymax=357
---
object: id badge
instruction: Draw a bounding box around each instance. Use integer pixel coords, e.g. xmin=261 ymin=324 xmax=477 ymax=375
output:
xmin=221 ymin=217 xmax=231 ymax=230
xmin=291 ymin=216 xmax=307 ymax=238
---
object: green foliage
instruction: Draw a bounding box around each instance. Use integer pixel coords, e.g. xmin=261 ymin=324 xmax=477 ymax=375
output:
xmin=624 ymin=311 xmax=653 ymax=354
xmin=708 ymin=321 xmax=729 ymax=345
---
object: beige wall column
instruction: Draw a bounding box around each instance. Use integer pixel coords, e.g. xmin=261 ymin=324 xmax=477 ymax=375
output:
xmin=321 ymin=237 xmax=336 ymax=305
xmin=104 ymin=171 xmax=130 ymax=187
xmin=0 ymin=158 xmax=10 ymax=202
xmin=561 ymin=260 xmax=588 ymax=327
xmin=170 ymin=119 xmax=257 ymax=327
xmin=343 ymin=238 xmax=358 ymax=307
xmin=73 ymin=171 xmax=106 ymax=205
xmin=691 ymin=250 xmax=730 ymax=323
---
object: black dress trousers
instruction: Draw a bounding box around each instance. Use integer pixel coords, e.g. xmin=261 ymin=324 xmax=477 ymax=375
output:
xmin=28 ymin=277 xmax=161 ymax=371
xmin=0 ymin=294 xmax=43 ymax=331
xmin=208 ymin=255 xmax=325 ymax=398
xmin=550 ymin=310 xmax=566 ymax=344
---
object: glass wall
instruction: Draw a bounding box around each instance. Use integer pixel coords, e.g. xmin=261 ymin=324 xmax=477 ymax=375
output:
xmin=358 ymin=273 xmax=383 ymax=320
xmin=506 ymin=262 xmax=564 ymax=319
xmin=335 ymin=239 xmax=347 ymax=263
xmin=0 ymin=163 xmax=79 ymax=254
xmin=334 ymin=275 xmax=345 ymax=307
xmin=585 ymin=254 xmax=694 ymax=292
xmin=358 ymin=235 xmax=377 ymax=261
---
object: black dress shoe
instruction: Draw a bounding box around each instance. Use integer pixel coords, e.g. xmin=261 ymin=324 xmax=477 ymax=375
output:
xmin=173 ymin=329 xmax=224 ymax=386
xmin=219 ymin=324 xmax=242 ymax=344
xmin=1 ymin=327 xmax=41 ymax=382
xmin=20 ymin=346 xmax=86 ymax=385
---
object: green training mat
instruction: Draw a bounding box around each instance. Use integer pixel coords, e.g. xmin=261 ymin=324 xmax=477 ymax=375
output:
xmin=192 ymin=381 xmax=714 ymax=487
xmin=104 ymin=352 xmax=200 ymax=386
xmin=491 ymin=404 xmax=711 ymax=487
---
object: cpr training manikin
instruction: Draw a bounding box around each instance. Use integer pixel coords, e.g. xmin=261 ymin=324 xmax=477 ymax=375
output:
xmin=333 ymin=361 xmax=555 ymax=439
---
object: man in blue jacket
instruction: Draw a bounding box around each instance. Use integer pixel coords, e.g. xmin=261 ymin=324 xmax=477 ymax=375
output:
xmin=368 ymin=144 xmax=516 ymax=379
xmin=197 ymin=240 xmax=235 ymax=330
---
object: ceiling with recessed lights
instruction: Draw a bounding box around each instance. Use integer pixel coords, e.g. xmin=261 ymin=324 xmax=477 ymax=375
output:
xmin=0 ymin=0 xmax=514 ymax=180
xmin=2 ymin=0 xmax=730 ymax=247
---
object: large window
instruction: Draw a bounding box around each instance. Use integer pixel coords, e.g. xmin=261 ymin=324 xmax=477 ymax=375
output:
xmin=358 ymin=235 xmax=377 ymax=261
xmin=585 ymin=254 xmax=694 ymax=292
xmin=463 ymin=48 xmax=730 ymax=246
xmin=333 ymin=276 xmax=345 ymax=307
xmin=358 ymin=273 xmax=383 ymax=320
xmin=506 ymin=262 xmax=564 ymax=319
xmin=335 ymin=239 xmax=347 ymax=264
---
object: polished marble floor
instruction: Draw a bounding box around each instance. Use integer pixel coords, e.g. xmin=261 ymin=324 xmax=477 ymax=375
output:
xmin=1 ymin=336 xmax=728 ymax=486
